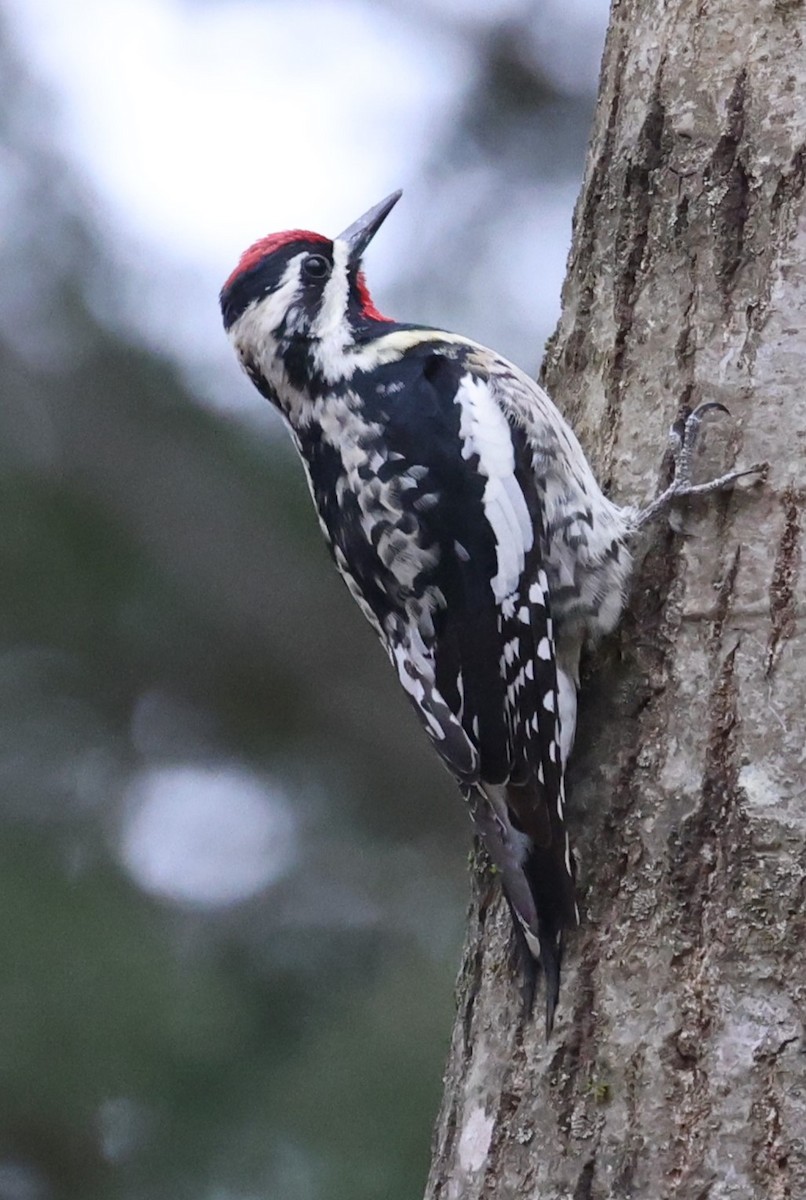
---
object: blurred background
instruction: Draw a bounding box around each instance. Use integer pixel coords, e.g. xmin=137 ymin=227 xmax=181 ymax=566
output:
xmin=0 ymin=1 xmax=608 ymax=1197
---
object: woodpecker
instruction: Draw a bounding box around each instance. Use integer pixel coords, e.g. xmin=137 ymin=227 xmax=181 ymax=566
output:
xmin=220 ymin=191 xmax=762 ymax=1032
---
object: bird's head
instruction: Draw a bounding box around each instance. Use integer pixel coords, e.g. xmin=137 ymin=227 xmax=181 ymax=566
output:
xmin=220 ymin=191 xmax=401 ymax=370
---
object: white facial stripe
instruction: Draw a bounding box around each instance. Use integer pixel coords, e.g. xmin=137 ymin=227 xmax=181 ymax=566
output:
xmin=311 ymin=238 xmax=351 ymax=341
xmin=229 ymin=252 xmax=307 ymax=352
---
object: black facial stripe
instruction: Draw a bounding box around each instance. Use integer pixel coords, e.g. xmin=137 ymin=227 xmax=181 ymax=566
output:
xmin=219 ymin=239 xmax=333 ymax=330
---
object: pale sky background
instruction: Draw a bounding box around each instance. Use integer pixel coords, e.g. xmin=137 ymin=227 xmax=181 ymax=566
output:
xmin=6 ymin=0 xmax=609 ymax=415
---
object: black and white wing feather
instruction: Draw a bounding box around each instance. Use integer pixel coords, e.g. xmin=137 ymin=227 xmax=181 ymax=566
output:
xmin=373 ymin=354 xmax=578 ymax=1029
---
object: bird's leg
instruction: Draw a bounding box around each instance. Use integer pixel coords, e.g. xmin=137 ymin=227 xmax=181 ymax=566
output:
xmin=634 ymin=402 xmax=767 ymax=530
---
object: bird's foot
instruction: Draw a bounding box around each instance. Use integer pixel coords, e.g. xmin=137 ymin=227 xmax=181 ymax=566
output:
xmin=634 ymin=402 xmax=767 ymax=530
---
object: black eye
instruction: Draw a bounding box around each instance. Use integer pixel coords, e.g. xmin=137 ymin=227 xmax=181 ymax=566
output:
xmin=302 ymin=254 xmax=330 ymax=281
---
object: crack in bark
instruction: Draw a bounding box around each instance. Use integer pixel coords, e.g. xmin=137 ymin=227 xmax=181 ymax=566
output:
xmin=750 ymin=1041 xmax=798 ymax=1200
xmin=572 ymin=1155 xmax=597 ymax=1200
xmin=765 ymin=486 xmax=801 ymax=676
xmin=611 ymin=1047 xmax=646 ymax=1196
xmin=707 ymin=70 xmax=751 ymax=299
xmin=459 ymin=863 xmax=493 ymax=1056
xmin=709 ymin=544 xmax=742 ymax=652
xmin=674 ymin=275 xmax=698 ymax=375
xmin=554 ymin=948 xmax=599 ymax=1139
xmin=770 ymin=145 xmax=806 ymax=224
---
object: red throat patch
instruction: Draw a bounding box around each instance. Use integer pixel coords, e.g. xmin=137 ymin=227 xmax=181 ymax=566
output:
xmin=355 ymin=270 xmax=392 ymax=322
xmin=223 ymin=229 xmax=329 ymax=293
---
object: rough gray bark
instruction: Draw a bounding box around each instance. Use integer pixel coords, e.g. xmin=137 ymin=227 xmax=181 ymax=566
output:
xmin=424 ymin=2 xmax=806 ymax=1197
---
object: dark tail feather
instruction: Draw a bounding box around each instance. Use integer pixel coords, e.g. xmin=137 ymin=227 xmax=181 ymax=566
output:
xmin=506 ymin=894 xmax=562 ymax=1036
xmin=506 ymin=897 xmax=540 ymax=1016
xmin=537 ymin=922 xmax=563 ymax=1038
xmin=465 ymin=781 xmax=576 ymax=1035
xmin=523 ymin=836 xmax=576 ymax=1036
xmin=501 ymin=780 xmax=577 ymax=1035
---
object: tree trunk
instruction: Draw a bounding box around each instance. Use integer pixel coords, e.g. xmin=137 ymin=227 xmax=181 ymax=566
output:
xmin=424 ymin=2 xmax=806 ymax=1197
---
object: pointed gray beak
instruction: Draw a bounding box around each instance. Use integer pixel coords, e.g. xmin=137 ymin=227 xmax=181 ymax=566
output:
xmin=336 ymin=190 xmax=402 ymax=265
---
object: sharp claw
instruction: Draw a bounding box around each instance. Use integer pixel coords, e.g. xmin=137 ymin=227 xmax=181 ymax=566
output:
xmin=672 ymin=400 xmax=733 ymax=472
xmin=689 ymin=400 xmax=731 ymax=420
xmin=670 ymin=400 xmax=729 ymax=447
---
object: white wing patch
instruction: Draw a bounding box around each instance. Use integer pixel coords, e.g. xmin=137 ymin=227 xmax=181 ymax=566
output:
xmin=454 ymin=374 xmax=533 ymax=601
xmin=557 ymin=666 xmax=578 ymax=767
